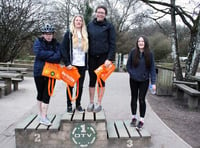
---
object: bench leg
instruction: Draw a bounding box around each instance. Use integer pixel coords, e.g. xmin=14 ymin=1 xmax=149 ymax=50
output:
xmin=176 ymin=89 xmax=184 ymax=99
xmin=13 ymin=82 xmax=18 ymax=91
xmin=4 ymin=79 xmax=11 ymax=95
xmin=0 ymin=88 xmax=2 ymax=98
xmin=185 ymin=94 xmax=198 ymax=109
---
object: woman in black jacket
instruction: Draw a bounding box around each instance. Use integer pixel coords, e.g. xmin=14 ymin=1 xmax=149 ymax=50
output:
xmin=61 ymin=15 xmax=88 ymax=114
xmin=87 ymin=5 xmax=116 ymax=113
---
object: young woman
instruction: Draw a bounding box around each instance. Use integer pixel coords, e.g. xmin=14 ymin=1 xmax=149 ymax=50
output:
xmin=61 ymin=15 xmax=88 ymax=114
xmin=87 ymin=5 xmax=116 ymax=112
xmin=33 ymin=23 xmax=61 ymax=126
xmin=126 ymin=35 xmax=156 ymax=129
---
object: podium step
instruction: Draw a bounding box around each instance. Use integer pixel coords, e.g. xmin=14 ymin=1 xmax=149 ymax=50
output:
xmin=15 ymin=111 xmax=151 ymax=148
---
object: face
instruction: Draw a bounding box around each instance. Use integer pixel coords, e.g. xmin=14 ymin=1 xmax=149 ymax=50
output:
xmin=137 ymin=37 xmax=145 ymax=50
xmin=95 ymin=8 xmax=106 ymax=21
xmin=74 ymin=16 xmax=83 ymax=29
xmin=42 ymin=33 xmax=53 ymax=42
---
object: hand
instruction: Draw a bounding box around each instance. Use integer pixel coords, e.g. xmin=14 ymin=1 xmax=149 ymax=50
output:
xmin=104 ymin=60 xmax=111 ymax=68
xmin=67 ymin=65 xmax=72 ymax=70
xmin=152 ymin=84 xmax=156 ymax=91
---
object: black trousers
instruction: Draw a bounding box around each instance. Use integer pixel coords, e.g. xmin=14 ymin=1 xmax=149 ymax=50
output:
xmin=67 ymin=66 xmax=86 ymax=107
xmin=129 ymin=78 xmax=149 ymax=118
xmin=34 ymin=76 xmax=55 ymax=104
xmin=88 ymin=54 xmax=107 ymax=87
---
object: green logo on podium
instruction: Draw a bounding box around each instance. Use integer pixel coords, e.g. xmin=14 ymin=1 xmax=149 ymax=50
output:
xmin=71 ymin=123 xmax=96 ymax=147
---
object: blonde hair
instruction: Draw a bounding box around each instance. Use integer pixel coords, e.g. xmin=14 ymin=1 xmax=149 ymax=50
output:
xmin=70 ymin=15 xmax=88 ymax=52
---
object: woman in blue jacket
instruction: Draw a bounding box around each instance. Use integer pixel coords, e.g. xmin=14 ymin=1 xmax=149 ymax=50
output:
xmin=87 ymin=5 xmax=116 ymax=113
xmin=126 ymin=35 xmax=156 ymax=130
xmin=33 ymin=23 xmax=61 ymax=126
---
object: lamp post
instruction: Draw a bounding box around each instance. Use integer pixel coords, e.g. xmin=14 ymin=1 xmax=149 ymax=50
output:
xmin=67 ymin=0 xmax=70 ymax=30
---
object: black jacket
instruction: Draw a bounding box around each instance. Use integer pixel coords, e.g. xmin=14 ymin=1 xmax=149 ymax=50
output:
xmin=87 ymin=18 xmax=116 ymax=60
xmin=60 ymin=31 xmax=87 ymax=67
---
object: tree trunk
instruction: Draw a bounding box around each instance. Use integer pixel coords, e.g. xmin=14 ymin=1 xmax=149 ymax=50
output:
xmin=185 ymin=32 xmax=198 ymax=78
xmin=171 ymin=0 xmax=183 ymax=80
xmin=191 ymin=19 xmax=200 ymax=76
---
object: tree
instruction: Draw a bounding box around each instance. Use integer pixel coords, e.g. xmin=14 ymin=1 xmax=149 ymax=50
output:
xmin=0 ymin=0 xmax=42 ymax=62
xmin=84 ymin=0 xmax=93 ymax=25
xmin=140 ymin=0 xmax=200 ymax=78
xmin=170 ymin=0 xmax=183 ymax=80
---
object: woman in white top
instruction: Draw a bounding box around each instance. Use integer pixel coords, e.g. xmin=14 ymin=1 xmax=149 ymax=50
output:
xmin=61 ymin=15 xmax=88 ymax=114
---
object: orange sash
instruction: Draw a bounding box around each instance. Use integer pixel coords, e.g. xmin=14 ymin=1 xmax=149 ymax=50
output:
xmin=94 ymin=63 xmax=115 ymax=99
xmin=42 ymin=62 xmax=61 ymax=96
xmin=61 ymin=66 xmax=80 ymax=102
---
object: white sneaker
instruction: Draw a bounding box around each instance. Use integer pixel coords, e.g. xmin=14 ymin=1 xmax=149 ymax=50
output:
xmin=40 ymin=117 xmax=52 ymax=126
xmin=93 ymin=103 xmax=102 ymax=113
xmin=87 ymin=103 xmax=94 ymax=112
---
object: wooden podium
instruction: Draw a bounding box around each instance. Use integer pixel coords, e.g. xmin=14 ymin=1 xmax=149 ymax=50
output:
xmin=15 ymin=110 xmax=151 ymax=148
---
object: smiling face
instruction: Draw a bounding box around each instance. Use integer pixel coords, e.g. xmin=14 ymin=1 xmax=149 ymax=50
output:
xmin=137 ymin=37 xmax=145 ymax=51
xmin=95 ymin=8 xmax=106 ymax=22
xmin=74 ymin=16 xmax=83 ymax=29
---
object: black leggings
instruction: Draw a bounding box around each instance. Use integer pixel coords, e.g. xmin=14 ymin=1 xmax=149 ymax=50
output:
xmin=129 ymin=78 xmax=149 ymax=118
xmin=88 ymin=54 xmax=107 ymax=87
xmin=34 ymin=76 xmax=55 ymax=104
xmin=67 ymin=66 xmax=86 ymax=107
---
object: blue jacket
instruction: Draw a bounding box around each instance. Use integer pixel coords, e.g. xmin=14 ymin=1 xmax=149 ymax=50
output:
xmin=33 ymin=37 xmax=61 ymax=77
xmin=126 ymin=49 xmax=156 ymax=84
xmin=87 ymin=18 xmax=116 ymax=60
xmin=60 ymin=31 xmax=87 ymax=67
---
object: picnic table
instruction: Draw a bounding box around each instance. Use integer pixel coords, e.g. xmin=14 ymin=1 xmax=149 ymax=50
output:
xmin=0 ymin=67 xmax=28 ymax=80
xmin=0 ymin=71 xmax=22 ymax=95
xmin=0 ymin=66 xmax=28 ymax=72
xmin=189 ymin=75 xmax=200 ymax=91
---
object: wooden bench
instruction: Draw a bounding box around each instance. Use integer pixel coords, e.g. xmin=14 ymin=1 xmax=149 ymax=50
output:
xmin=173 ymin=80 xmax=197 ymax=88
xmin=12 ymin=78 xmax=23 ymax=91
xmin=175 ymin=83 xmax=200 ymax=109
xmin=0 ymin=83 xmax=6 ymax=98
xmin=15 ymin=110 xmax=151 ymax=148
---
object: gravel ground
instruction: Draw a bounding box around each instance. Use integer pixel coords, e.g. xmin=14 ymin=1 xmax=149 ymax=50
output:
xmin=147 ymin=92 xmax=200 ymax=148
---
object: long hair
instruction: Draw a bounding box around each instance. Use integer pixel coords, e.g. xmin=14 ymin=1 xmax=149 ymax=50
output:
xmin=70 ymin=15 xmax=88 ymax=52
xmin=133 ymin=35 xmax=151 ymax=69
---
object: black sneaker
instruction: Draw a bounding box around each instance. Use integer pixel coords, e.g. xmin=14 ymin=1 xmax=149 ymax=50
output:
xmin=136 ymin=121 xmax=144 ymax=130
xmin=67 ymin=106 xmax=73 ymax=114
xmin=130 ymin=118 xmax=137 ymax=127
xmin=76 ymin=106 xmax=85 ymax=113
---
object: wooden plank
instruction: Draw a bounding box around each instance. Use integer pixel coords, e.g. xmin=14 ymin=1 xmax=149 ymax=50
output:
xmin=37 ymin=115 xmax=55 ymax=130
xmin=123 ymin=120 xmax=140 ymax=138
xmin=84 ymin=111 xmax=94 ymax=121
xmin=0 ymin=83 xmax=6 ymax=88
xmin=95 ymin=110 xmax=106 ymax=121
xmin=15 ymin=114 xmax=37 ymax=130
xmin=173 ymin=80 xmax=197 ymax=85
xmin=61 ymin=112 xmax=73 ymax=121
xmin=137 ymin=128 xmax=151 ymax=138
xmin=49 ymin=114 xmax=62 ymax=131
xmin=115 ymin=120 xmax=129 ymax=138
xmin=107 ymin=121 xmax=118 ymax=139
xmin=72 ymin=110 xmax=83 ymax=121
xmin=26 ymin=115 xmax=41 ymax=130
xmin=176 ymin=84 xmax=200 ymax=96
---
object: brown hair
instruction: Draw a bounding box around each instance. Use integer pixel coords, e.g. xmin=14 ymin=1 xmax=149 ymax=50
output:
xmin=95 ymin=5 xmax=107 ymax=15
xmin=133 ymin=35 xmax=151 ymax=69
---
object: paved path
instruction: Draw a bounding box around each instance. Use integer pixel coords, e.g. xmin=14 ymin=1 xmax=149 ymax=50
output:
xmin=0 ymin=72 xmax=192 ymax=148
